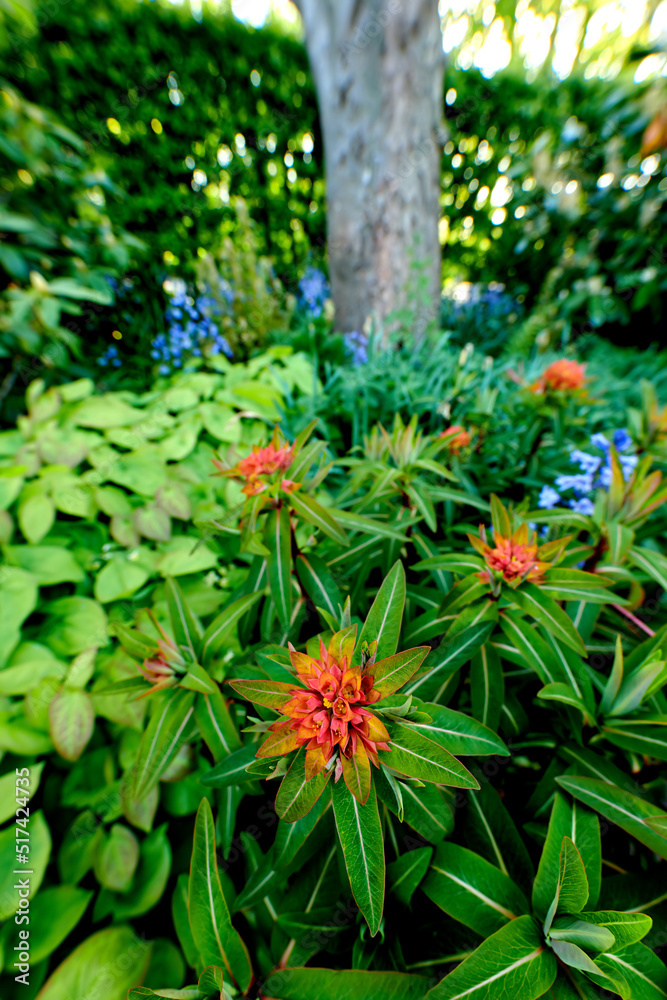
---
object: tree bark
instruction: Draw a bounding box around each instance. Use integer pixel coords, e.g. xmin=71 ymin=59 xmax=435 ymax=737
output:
xmin=294 ymin=0 xmax=445 ymax=338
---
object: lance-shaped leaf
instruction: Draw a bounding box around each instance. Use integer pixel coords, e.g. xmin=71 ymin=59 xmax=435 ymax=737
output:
xmin=532 ymin=793 xmax=599 ymax=920
xmin=132 ymin=689 xmax=196 ymax=798
xmin=195 ymin=688 xmax=242 ymax=762
xmin=414 ymin=553 xmax=485 ymax=575
xmin=265 ymin=506 xmax=293 ymax=633
xmin=332 ymin=508 xmax=412 ymax=541
xmin=628 ymin=545 xmax=667 ymax=593
xmin=577 ymin=911 xmax=652 ymax=953
xmin=600 ymin=634 xmax=624 ymax=716
xmin=540 ymin=568 xmax=616 ymax=604
xmin=511 ymin=583 xmax=586 ymax=656
xmin=595 ymin=942 xmax=667 ymax=1000
xmin=557 ymin=775 xmax=667 ymax=860
xmin=423 ymin=842 xmax=529 ymax=936
xmin=296 ymin=552 xmax=343 ymax=621
xmin=548 ymin=916 xmax=616 ymax=953
xmin=49 ymin=689 xmax=94 ymax=761
xmin=356 ymin=561 xmax=406 ymax=663
xmin=425 ymin=914 xmax=557 ymax=1000
xmin=188 ymin=798 xmax=252 ymax=992
xmin=341 ymin=740 xmax=371 ymax=804
xmin=407 ymin=701 xmax=508 ymax=757
xmin=438 ymin=575 xmax=490 ymax=616
xmin=228 ymin=677 xmax=298 ymax=710
xmin=198 ymin=965 xmax=225 ymax=997
xmin=288 ymin=491 xmax=348 ymax=545
xmin=499 ymin=610 xmax=567 ymax=685
xmin=542 ymin=837 xmax=589 ymax=933
xmin=537 ymin=682 xmax=592 ymax=724
xmin=461 ymin=778 xmax=535 ymax=895
xmin=273 ymin=793 xmax=331 ymax=869
xmin=602 ymin=721 xmax=667 ymax=761
xmin=165 ymin=576 xmax=201 ymax=660
xmin=332 ymin=774 xmax=385 ymax=936
xmin=180 ymin=662 xmax=218 ymax=695
xmin=376 ymin=769 xmax=454 ymax=842
xmin=607 ymin=658 xmax=667 ymax=717
xmin=370 ymin=646 xmax=431 ymax=698
xmin=405 ymin=616 xmax=495 ymax=701
xmin=200 ymin=744 xmax=261 ymax=788
xmin=262 ymin=968 xmax=430 ymax=1000
xmin=382 ymin=720 xmax=478 ymax=788
xmin=200 ymin=591 xmax=263 ymax=665
xmin=388 ymin=847 xmax=432 ymax=907
xmin=470 ymin=643 xmax=504 ymax=731
xmin=275 ymin=746 xmax=331 ymax=822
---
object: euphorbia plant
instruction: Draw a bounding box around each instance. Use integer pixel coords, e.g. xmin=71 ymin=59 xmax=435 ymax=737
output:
xmin=207 ymin=563 xmax=509 ymax=935
xmin=424 ymin=792 xmax=657 ymax=999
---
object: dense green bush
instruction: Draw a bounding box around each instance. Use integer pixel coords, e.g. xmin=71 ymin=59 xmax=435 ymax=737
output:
xmin=1 ymin=348 xmax=667 ymax=999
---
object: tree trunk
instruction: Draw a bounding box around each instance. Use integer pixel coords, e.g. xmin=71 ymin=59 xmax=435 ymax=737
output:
xmin=294 ymin=0 xmax=445 ymax=338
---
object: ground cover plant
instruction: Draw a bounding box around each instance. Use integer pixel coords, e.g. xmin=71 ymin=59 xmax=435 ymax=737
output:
xmin=1 ymin=350 xmax=667 ymax=999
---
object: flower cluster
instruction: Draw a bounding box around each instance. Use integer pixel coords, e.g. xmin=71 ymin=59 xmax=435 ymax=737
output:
xmin=471 ymin=522 xmax=551 ymax=589
xmin=212 ymin=429 xmax=300 ymax=496
xmin=343 ymin=329 xmax=369 ymax=366
xmin=538 ymin=429 xmax=638 ymax=515
xmin=531 ymin=358 xmax=586 ymax=394
xmin=152 ymin=280 xmax=233 ymax=375
xmin=97 ymin=344 xmax=122 ymax=368
xmin=264 ymin=639 xmax=390 ymax=776
xmin=298 ymin=266 xmax=330 ymax=317
xmin=440 ymin=425 xmax=472 ymax=453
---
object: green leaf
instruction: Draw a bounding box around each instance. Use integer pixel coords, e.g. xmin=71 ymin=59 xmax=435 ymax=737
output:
xmin=289 ymin=490 xmax=348 ymax=545
xmin=356 ymin=561 xmax=406 ymax=663
xmin=470 ymin=643 xmax=504 ymax=730
xmin=0 ymin=762 xmax=44 ymax=824
xmin=194 ymin=688 xmax=242 ymax=762
xmin=405 ymin=615 xmax=495 ymax=701
xmin=94 ymin=823 xmax=139 ymax=892
xmin=112 ymin=824 xmax=172 ymax=920
xmin=425 ymin=914 xmax=557 ymax=1000
xmin=200 ymin=591 xmax=263 ymax=664
xmin=17 ymin=885 xmax=92 ymax=965
xmin=628 ymin=546 xmax=667 ymax=592
xmin=296 ymin=552 xmax=343 ymax=620
xmin=332 ymin=775 xmax=385 ymax=936
xmin=265 ymin=507 xmax=294 ymax=632
xmin=407 ymin=702 xmax=509 ymax=757
xmin=261 ymin=968 xmax=430 ymax=1000
xmin=540 ymin=568 xmax=615 ymax=604
xmin=377 ymin=770 xmax=453 ymax=842
xmin=461 ymin=779 xmax=535 ymax=895
xmin=548 ymin=916 xmax=616 ymax=952
xmin=273 ymin=792 xmax=331 ymax=868
xmin=596 ymin=942 xmax=667 ymax=1000
xmin=132 ymin=690 xmax=196 ymax=798
xmin=511 ymin=583 xmax=586 ymax=656
xmin=0 ymin=811 xmax=51 ymax=920
xmin=188 ymin=798 xmax=252 ymax=991
xmin=275 ymin=746 xmax=331 ymax=821
xmin=600 ymin=634 xmax=624 ymax=715
xmin=532 ymin=794 xmax=599 ymax=920
xmin=35 ymin=926 xmax=151 ymax=1000
xmin=165 ymin=576 xmax=201 ymax=660
xmin=370 ymin=646 xmax=431 ymax=698
xmin=228 ymin=677 xmax=298 ymax=709
xmin=332 ymin=508 xmax=411 ymax=540
xmin=49 ymin=688 xmax=94 ymax=761
xmin=382 ymin=720 xmax=478 ymax=788
xmin=423 ymin=842 xmax=530 ymax=936
xmin=557 ymin=775 xmax=667 ymax=861
xmin=388 ymin=847 xmax=433 ymax=906
xmin=18 ymin=491 xmax=55 ymax=543
xmin=200 ymin=743 xmax=260 ymax=787
xmin=577 ymin=911 xmax=651 ymax=954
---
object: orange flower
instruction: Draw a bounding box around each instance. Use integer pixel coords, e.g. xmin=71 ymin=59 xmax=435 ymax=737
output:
xmin=264 ymin=639 xmax=389 ymax=777
xmin=440 ymin=425 xmax=472 ymax=454
xmin=230 ymin=627 xmax=431 ymax=804
xmin=532 ymin=359 xmax=586 ymax=394
xmin=470 ymin=522 xmax=551 ymax=589
xmin=212 ymin=428 xmax=301 ymax=497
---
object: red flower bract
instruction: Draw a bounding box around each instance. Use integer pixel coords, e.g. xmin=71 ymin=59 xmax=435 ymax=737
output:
xmin=268 ymin=639 xmax=390 ymax=777
xmin=531 ymin=359 xmax=586 ymax=394
xmin=212 ymin=428 xmax=301 ymax=496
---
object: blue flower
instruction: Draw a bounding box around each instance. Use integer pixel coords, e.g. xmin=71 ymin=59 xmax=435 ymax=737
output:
xmin=555 ymin=473 xmax=594 ymax=495
xmin=344 ymin=330 xmax=369 ymax=366
xmin=538 ymin=485 xmax=561 ymax=509
xmin=299 ymin=266 xmax=330 ymax=317
xmin=570 ymin=450 xmax=602 ymax=474
xmin=159 ymin=364 xmax=170 ymax=375
xmin=569 ymin=497 xmax=595 ymax=515
xmin=613 ymin=429 xmax=632 ymax=452
xmin=620 ymin=454 xmax=638 ymax=480
xmin=597 ymin=466 xmax=612 ymax=488
xmin=590 ymin=433 xmax=610 ymax=451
